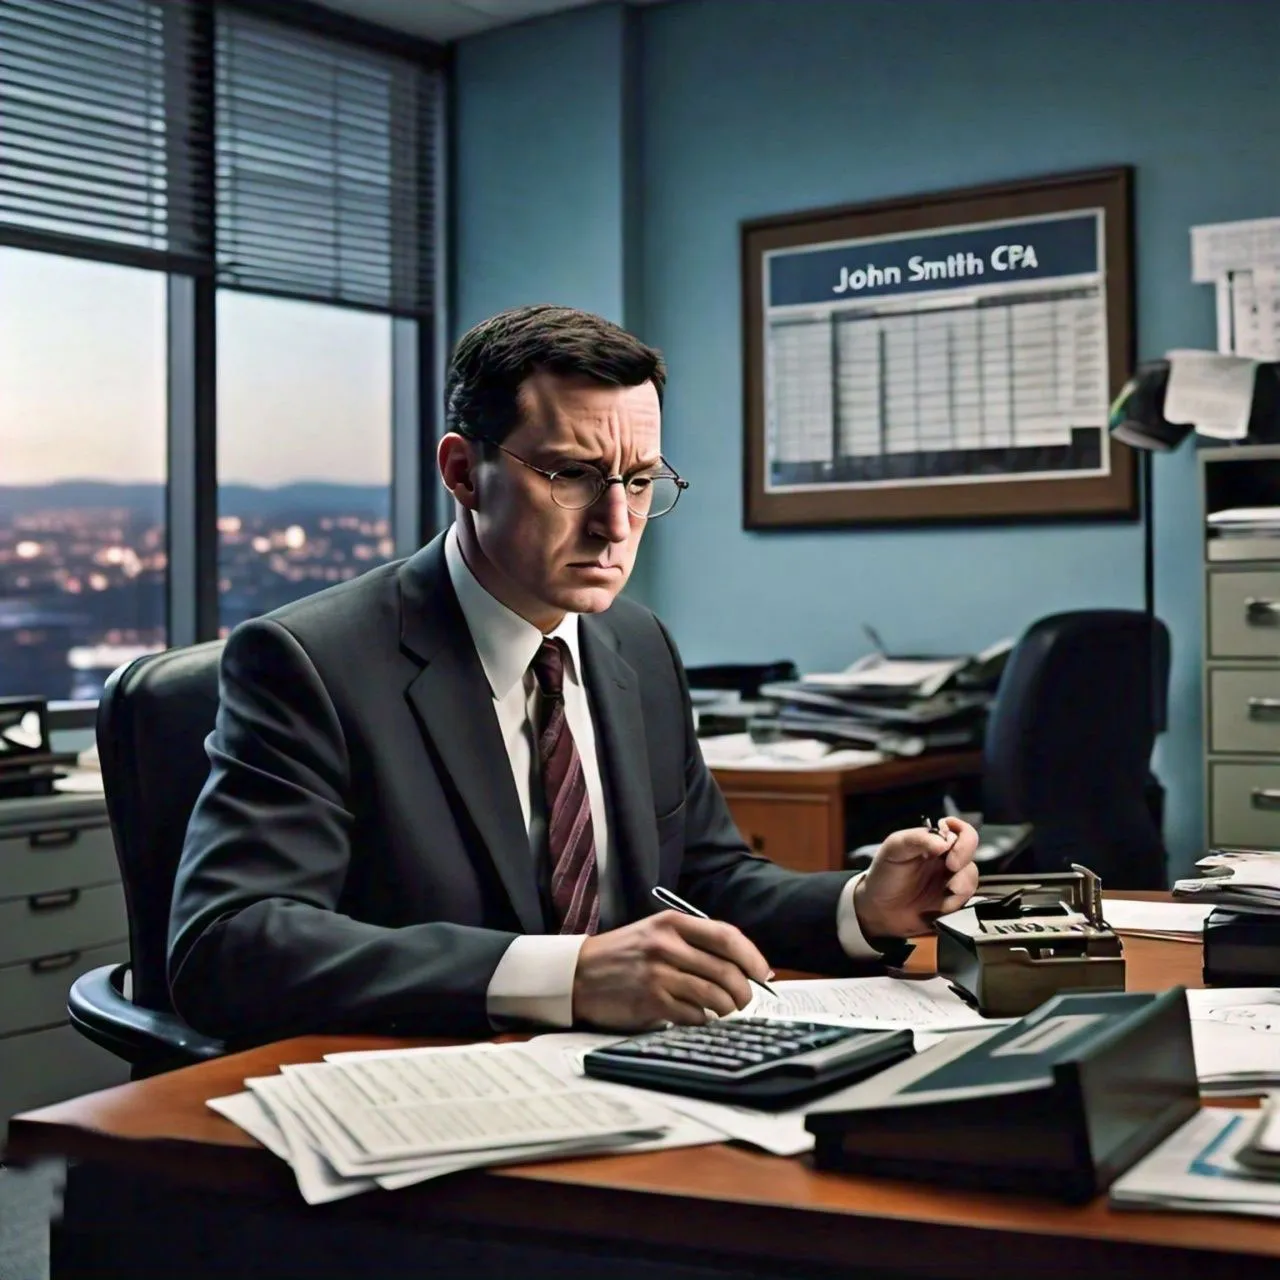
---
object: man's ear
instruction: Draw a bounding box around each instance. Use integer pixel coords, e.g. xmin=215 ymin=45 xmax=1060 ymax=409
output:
xmin=438 ymin=433 xmax=481 ymax=511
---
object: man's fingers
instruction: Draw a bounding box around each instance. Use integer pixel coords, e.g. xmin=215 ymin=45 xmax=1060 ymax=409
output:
xmin=662 ymin=936 xmax=754 ymax=1010
xmin=660 ymin=967 xmax=740 ymax=1019
xmin=655 ymin=992 xmax=710 ymax=1026
xmin=662 ymin=912 xmax=772 ymax=984
xmin=938 ymin=864 xmax=980 ymax=913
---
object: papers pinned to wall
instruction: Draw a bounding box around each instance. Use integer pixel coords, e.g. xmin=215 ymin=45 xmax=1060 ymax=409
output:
xmin=1191 ymin=216 xmax=1280 ymax=362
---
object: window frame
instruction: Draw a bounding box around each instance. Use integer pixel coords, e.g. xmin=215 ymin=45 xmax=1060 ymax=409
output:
xmin=0 ymin=0 xmax=449 ymax=721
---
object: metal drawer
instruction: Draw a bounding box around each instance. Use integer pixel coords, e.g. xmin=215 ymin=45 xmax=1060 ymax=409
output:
xmin=0 ymin=939 xmax=128 ymax=1037
xmin=0 ymin=817 xmax=118 ymax=901
xmin=1209 ymin=668 xmax=1280 ymax=753
xmin=1209 ymin=570 xmax=1280 ymax=659
xmin=1209 ymin=761 xmax=1280 ymax=849
xmin=0 ymin=882 xmax=127 ymax=967
xmin=0 ymin=1023 xmax=129 ymax=1123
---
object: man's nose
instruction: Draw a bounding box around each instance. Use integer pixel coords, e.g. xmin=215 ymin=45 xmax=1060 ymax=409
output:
xmin=587 ymin=479 xmax=632 ymax=542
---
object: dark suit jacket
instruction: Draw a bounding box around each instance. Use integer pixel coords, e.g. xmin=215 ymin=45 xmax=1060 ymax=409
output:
xmin=167 ymin=532 xmax=878 ymax=1044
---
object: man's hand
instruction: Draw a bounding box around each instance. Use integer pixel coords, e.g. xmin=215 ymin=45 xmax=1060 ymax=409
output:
xmin=573 ymin=910 xmax=773 ymax=1031
xmin=853 ymin=816 xmax=980 ymax=939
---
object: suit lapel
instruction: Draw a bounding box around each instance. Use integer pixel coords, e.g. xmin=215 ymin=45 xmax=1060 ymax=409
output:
xmin=398 ymin=536 xmax=544 ymax=934
xmin=580 ymin=615 xmax=659 ymax=922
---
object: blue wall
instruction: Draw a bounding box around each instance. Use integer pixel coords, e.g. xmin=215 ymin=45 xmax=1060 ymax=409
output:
xmin=453 ymin=0 xmax=1280 ymax=877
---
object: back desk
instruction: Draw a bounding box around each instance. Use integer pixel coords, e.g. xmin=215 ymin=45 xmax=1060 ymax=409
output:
xmin=6 ymin=895 xmax=1280 ymax=1280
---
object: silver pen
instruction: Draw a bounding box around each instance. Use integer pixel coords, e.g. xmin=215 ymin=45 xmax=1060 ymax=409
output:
xmin=651 ymin=885 xmax=780 ymax=998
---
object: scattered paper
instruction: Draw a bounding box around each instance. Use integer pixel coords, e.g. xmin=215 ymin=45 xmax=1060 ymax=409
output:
xmin=1100 ymin=898 xmax=1214 ymax=940
xmin=1111 ymin=1108 xmax=1280 ymax=1218
xmin=208 ymin=1040 xmax=717 ymax=1205
xmin=698 ymin=732 xmax=883 ymax=771
xmin=1174 ymin=849 xmax=1280 ymax=912
xmin=1186 ymin=988 xmax=1280 ymax=1094
xmin=732 ymin=975 xmax=1002 ymax=1031
xmin=802 ymin=654 xmax=967 ymax=698
xmin=1163 ymin=349 xmax=1258 ymax=440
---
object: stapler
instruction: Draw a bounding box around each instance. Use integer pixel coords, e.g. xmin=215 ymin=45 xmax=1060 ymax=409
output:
xmin=935 ymin=865 xmax=1125 ymax=1017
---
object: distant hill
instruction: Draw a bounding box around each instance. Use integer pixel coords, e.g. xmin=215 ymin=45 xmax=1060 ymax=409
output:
xmin=0 ymin=481 xmax=389 ymax=520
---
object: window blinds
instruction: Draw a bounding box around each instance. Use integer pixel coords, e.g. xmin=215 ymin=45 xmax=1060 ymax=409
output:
xmin=0 ymin=0 xmax=210 ymax=266
xmin=215 ymin=7 xmax=439 ymax=316
xmin=0 ymin=1 xmax=439 ymax=317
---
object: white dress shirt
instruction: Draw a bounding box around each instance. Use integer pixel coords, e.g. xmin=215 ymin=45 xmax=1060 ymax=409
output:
xmin=443 ymin=525 xmax=877 ymax=1029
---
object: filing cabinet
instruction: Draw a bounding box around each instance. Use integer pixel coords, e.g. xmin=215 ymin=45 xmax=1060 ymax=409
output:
xmin=1202 ymin=446 xmax=1280 ymax=852
xmin=0 ymin=791 xmax=130 ymax=1123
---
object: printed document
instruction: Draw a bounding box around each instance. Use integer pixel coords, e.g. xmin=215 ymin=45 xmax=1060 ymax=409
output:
xmin=733 ymin=975 xmax=999 ymax=1030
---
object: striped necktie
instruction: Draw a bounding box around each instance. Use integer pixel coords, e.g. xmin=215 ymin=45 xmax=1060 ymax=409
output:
xmin=531 ymin=637 xmax=600 ymax=935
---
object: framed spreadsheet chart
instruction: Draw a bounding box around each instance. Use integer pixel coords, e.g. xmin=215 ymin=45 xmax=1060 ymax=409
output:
xmin=742 ymin=168 xmax=1136 ymax=528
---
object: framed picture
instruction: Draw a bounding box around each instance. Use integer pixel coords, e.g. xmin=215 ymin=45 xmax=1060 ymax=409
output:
xmin=741 ymin=167 xmax=1136 ymax=529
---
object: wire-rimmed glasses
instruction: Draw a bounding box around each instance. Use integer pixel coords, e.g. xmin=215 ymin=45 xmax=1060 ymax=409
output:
xmin=470 ymin=437 xmax=689 ymax=519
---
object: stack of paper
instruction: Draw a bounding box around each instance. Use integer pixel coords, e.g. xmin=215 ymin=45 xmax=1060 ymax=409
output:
xmin=1173 ymin=850 xmax=1280 ymax=913
xmin=1100 ymin=897 xmax=1215 ymax=942
xmin=207 ymin=1041 xmax=713 ymax=1205
xmin=1111 ymin=1108 xmax=1280 ymax=1217
xmin=1186 ymin=988 xmax=1280 ymax=1094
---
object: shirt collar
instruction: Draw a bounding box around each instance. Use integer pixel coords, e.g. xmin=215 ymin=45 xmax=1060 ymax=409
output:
xmin=444 ymin=524 xmax=582 ymax=701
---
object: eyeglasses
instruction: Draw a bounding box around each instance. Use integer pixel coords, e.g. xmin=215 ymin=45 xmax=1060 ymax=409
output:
xmin=467 ymin=436 xmax=689 ymax=519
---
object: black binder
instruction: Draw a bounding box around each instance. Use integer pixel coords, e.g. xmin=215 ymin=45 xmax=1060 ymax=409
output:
xmin=803 ymin=989 xmax=1199 ymax=1203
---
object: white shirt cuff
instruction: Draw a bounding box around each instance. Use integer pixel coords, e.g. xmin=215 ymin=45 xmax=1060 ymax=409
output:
xmin=836 ymin=872 xmax=883 ymax=958
xmin=485 ymin=933 xmax=588 ymax=1028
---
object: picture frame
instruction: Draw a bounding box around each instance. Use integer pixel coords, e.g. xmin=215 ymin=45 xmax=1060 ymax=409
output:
xmin=741 ymin=167 xmax=1136 ymax=529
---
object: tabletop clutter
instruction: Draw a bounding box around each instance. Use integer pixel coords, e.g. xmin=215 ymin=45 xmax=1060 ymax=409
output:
xmin=207 ymin=858 xmax=1280 ymax=1216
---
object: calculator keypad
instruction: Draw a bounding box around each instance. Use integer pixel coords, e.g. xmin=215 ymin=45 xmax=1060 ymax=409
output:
xmin=599 ymin=1018 xmax=854 ymax=1073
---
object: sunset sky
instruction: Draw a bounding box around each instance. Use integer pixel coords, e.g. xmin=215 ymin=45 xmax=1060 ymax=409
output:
xmin=0 ymin=246 xmax=392 ymax=489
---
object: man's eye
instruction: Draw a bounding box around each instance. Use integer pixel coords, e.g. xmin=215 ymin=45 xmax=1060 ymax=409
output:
xmin=627 ymin=475 xmax=654 ymax=491
xmin=557 ymin=465 xmax=593 ymax=480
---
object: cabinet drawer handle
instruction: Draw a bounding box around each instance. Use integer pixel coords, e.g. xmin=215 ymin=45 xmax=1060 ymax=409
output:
xmin=29 ymin=828 xmax=78 ymax=849
xmin=750 ymin=834 xmax=766 ymax=852
xmin=30 ymin=950 xmax=80 ymax=974
xmin=1250 ymin=788 xmax=1280 ymax=811
xmin=1248 ymin=697 xmax=1280 ymax=721
xmin=1245 ymin=598 xmax=1280 ymax=626
xmin=27 ymin=888 xmax=79 ymax=912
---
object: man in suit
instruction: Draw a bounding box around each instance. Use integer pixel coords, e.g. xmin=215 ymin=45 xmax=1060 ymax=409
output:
xmin=168 ymin=304 xmax=978 ymax=1045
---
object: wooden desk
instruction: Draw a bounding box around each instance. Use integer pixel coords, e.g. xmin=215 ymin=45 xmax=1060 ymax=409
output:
xmin=8 ymin=900 xmax=1278 ymax=1280
xmin=712 ymin=750 xmax=983 ymax=873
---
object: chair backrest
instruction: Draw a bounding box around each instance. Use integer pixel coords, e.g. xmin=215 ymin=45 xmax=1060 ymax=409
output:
xmin=982 ymin=609 xmax=1171 ymax=889
xmin=96 ymin=640 xmax=224 ymax=1012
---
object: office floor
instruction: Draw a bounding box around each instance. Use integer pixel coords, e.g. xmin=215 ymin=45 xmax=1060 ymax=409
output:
xmin=0 ymin=1159 xmax=62 ymax=1280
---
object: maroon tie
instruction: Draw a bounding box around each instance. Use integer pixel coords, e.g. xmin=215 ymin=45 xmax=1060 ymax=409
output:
xmin=531 ymin=638 xmax=600 ymax=935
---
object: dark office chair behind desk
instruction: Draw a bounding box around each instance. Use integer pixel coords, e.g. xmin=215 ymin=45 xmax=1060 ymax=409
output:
xmin=983 ymin=609 xmax=1171 ymax=890
xmin=67 ymin=642 xmax=227 ymax=1077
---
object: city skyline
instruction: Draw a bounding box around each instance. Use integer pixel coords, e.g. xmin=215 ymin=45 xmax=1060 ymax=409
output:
xmin=1 ymin=247 xmax=393 ymax=488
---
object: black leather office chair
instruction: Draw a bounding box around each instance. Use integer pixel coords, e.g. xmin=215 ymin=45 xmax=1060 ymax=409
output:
xmin=982 ymin=609 xmax=1171 ymax=889
xmin=68 ymin=641 xmax=227 ymax=1077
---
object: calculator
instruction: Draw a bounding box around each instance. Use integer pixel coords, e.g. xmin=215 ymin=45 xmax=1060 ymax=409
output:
xmin=581 ymin=1018 xmax=914 ymax=1108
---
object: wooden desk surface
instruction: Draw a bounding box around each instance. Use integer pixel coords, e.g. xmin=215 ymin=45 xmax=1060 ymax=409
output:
xmin=7 ymin=894 xmax=1277 ymax=1280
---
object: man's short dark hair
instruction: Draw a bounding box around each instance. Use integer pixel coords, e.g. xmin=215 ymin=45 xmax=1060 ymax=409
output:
xmin=444 ymin=304 xmax=666 ymax=445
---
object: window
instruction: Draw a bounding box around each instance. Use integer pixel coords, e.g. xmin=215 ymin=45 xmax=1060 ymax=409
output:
xmin=0 ymin=0 xmax=442 ymax=705
xmin=0 ymin=247 xmax=167 ymax=699
xmin=216 ymin=292 xmax=393 ymax=633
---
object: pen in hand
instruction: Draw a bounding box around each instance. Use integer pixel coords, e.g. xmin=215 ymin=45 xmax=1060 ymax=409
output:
xmin=650 ymin=885 xmax=780 ymax=999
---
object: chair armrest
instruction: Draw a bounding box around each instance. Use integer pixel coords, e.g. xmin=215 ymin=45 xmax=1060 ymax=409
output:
xmin=68 ymin=964 xmax=225 ymax=1069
